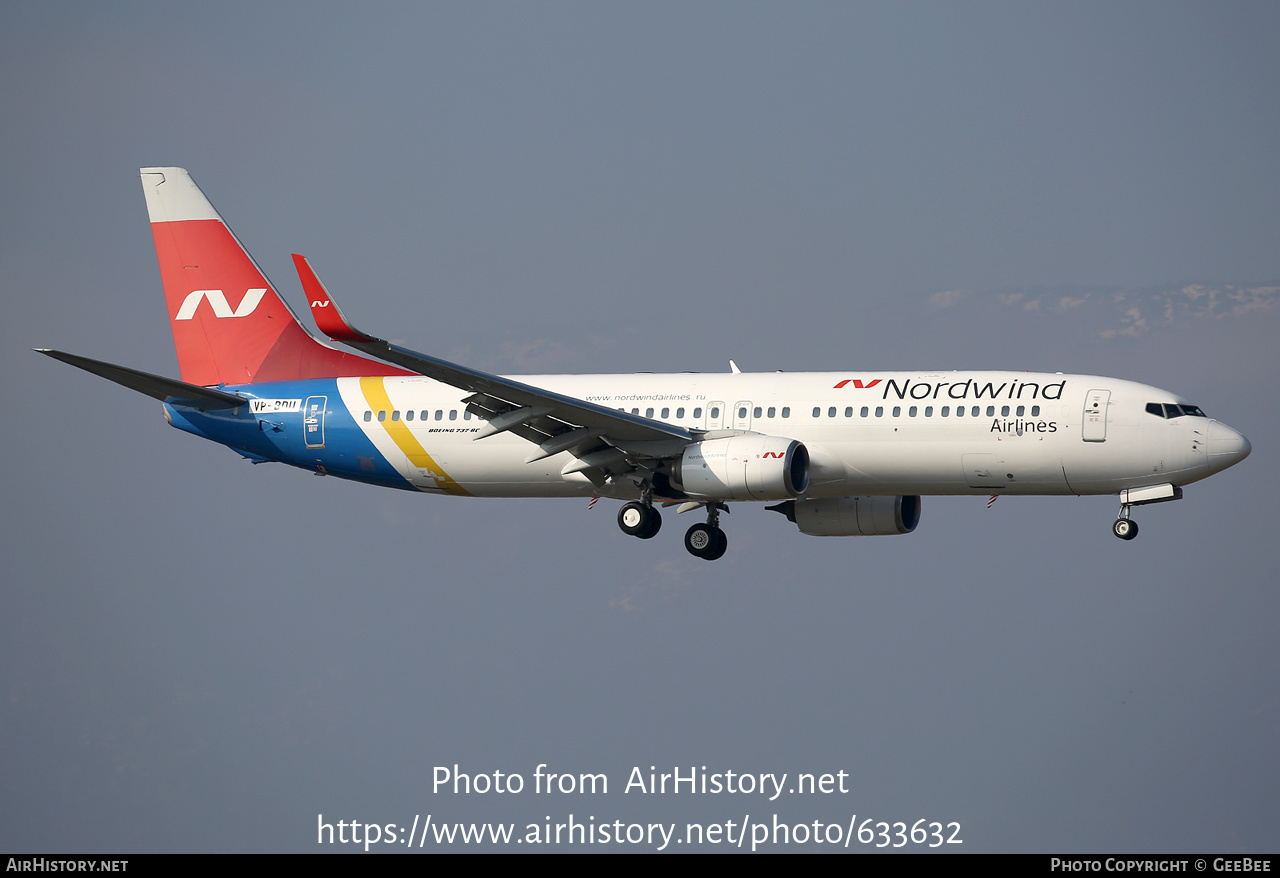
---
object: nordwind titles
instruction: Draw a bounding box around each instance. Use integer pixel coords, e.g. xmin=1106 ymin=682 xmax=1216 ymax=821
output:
xmin=879 ymin=377 xmax=1066 ymax=401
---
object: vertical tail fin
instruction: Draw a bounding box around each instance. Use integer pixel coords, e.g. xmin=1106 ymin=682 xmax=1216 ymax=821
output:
xmin=141 ymin=167 xmax=403 ymax=386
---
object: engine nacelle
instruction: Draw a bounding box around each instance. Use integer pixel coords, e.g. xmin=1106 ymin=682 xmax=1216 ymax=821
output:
xmin=672 ymin=436 xmax=809 ymax=501
xmin=790 ymin=495 xmax=921 ymax=536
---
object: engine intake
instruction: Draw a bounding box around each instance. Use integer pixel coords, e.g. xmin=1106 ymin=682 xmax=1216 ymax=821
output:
xmin=672 ymin=436 xmax=809 ymax=501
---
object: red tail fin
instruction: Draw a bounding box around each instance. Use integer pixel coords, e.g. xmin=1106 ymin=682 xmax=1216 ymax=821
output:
xmin=140 ymin=167 xmax=405 ymax=386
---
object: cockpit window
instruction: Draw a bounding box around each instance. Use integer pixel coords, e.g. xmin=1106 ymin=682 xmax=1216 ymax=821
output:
xmin=1147 ymin=402 xmax=1209 ymax=419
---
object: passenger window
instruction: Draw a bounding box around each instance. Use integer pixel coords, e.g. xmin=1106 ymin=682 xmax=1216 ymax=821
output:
xmin=449 ymin=410 xmax=457 ymax=420
xmin=631 ymin=408 xmax=639 ymax=415
xmin=781 ymin=407 xmax=790 ymax=418
xmin=986 ymin=406 xmax=995 ymax=417
xmin=971 ymin=406 xmax=979 ymax=417
xmin=812 ymin=407 xmax=821 ymax=418
xmin=753 ymin=407 xmax=761 ymax=418
xmin=1031 ymin=406 xmax=1040 ymax=417
xmin=1001 ymin=406 xmax=1009 ymax=417
xmin=942 ymin=406 xmax=949 ymax=416
xmin=767 ymin=407 xmax=775 ymax=418
xmin=860 ymin=406 xmax=869 ymax=417
xmin=737 ymin=407 xmax=746 ymax=419
xmin=845 ymin=407 xmax=853 ymax=417
xmin=464 ymin=411 xmax=472 ymax=420
xmin=694 ymin=407 xmax=703 ymax=418
xmin=406 ymin=410 xmax=414 ymax=421
xmin=392 ymin=410 xmax=400 ymax=421
xmin=828 ymin=407 xmax=836 ymax=418
xmin=956 ymin=406 xmax=964 ymax=417
xmin=677 ymin=407 xmax=685 ymax=418
xmin=363 ymin=411 xmax=372 ymax=422
xmin=925 ymin=406 xmax=933 ymax=417
xmin=892 ymin=406 xmax=901 ymax=417
xmin=909 ymin=406 xmax=917 ymax=417
xmin=1015 ymin=405 xmax=1024 ymax=417
xmin=377 ymin=410 xmax=386 ymax=422
xmin=710 ymin=406 xmax=720 ymax=419
xmin=646 ymin=408 xmax=655 ymax=418
xmin=662 ymin=407 xmax=670 ymax=418
xmin=435 ymin=410 xmax=443 ymax=421
xmin=875 ymin=406 xmax=884 ymax=417
xmin=421 ymin=410 xmax=429 ymax=421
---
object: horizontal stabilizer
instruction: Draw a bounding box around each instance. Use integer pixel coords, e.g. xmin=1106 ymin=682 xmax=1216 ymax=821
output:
xmin=36 ymin=350 xmax=246 ymax=410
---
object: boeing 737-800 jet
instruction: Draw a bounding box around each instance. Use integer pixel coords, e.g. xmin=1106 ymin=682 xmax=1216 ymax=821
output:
xmin=38 ymin=168 xmax=1252 ymax=560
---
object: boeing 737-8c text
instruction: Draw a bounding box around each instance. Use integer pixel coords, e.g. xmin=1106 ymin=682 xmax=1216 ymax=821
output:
xmin=38 ymin=168 xmax=1252 ymax=560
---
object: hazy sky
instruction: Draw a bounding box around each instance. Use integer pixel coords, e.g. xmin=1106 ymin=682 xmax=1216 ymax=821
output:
xmin=3 ymin=2 xmax=1277 ymax=852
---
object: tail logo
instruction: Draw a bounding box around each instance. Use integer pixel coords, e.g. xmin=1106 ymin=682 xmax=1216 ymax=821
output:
xmin=311 ymin=300 xmax=330 ymax=308
xmin=175 ymin=288 xmax=267 ymax=320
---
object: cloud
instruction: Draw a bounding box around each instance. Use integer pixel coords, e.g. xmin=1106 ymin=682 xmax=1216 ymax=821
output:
xmin=607 ymin=559 xmax=692 ymax=611
xmin=932 ymin=281 xmax=1279 ymax=341
xmin=928 ymin=289 xmax=965 ymax=308
xmin=500 ymin=338 xmax=573 ymax=372
xmin=1225 ymin=285 xmax=1280 ymax=317
xmin=1098 ymin=306 xmax=1147 ymax=339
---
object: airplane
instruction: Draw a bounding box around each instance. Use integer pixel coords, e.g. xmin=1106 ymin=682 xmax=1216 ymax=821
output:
xmin=38 ymin=168 xmax=1252 ymax=560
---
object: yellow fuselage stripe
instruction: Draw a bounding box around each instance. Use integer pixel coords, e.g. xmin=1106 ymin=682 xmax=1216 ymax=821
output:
xmin=360 ymin=376 xmax=470 ymax=496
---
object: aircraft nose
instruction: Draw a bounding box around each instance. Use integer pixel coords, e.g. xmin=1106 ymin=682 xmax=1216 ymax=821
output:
xmin=1206 ymin=420 xmax=1251 ymax=473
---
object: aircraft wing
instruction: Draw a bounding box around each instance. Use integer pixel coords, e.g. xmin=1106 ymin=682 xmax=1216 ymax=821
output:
xmin=294 ymin=256 xmax=696 ymax=466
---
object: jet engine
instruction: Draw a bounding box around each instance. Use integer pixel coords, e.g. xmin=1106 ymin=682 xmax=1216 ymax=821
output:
xmin=770 ymin=495 xmax=921 ymax=536
xmin=671 ymin=436 xmax=809 ymax=501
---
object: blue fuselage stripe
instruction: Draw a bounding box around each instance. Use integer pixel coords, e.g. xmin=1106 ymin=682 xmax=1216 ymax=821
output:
xmin=164 ymin=379 xmax=415 ymax=490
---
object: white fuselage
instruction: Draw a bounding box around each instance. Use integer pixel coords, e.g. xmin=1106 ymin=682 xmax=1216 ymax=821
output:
xmin=325 ymin=370 xmax=1239 ymax=500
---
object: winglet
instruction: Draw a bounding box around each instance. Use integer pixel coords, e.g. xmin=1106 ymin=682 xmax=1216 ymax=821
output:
xmin=293 ymin=254 xmax=377 ymax=343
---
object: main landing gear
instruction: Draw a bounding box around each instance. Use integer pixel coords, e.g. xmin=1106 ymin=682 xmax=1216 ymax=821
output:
xmin=684 ymin=522 xmax=727 ymax=561
xmin=683 ymin=502 xmax=728 ymax=561
xmin=1112 ymin=504 xmax=1139 ymax=541
xmin=615 ymin=495 xmax=729 ymax=560
xmin=617 ymin=500 xmax=662 ymax=539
